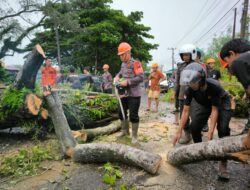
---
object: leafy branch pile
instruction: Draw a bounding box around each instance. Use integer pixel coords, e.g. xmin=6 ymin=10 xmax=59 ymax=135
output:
xmin=0 ymin=86 xmax=31 ymax=121
xmin=101 ymin=162 xmax=137 ymax=190
xmin=81 ymin=94 xmax=118 ymax=119
xmin=59 ymin=89 xmax=118 ymax=129
xmin=0 ymin=146 xmax=54 ymax=177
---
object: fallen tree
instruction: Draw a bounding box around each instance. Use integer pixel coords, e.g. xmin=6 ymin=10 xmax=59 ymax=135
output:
xmin=0 ymin=44 xmax=162 ymax=174
xmin=0 ymin=44 xmax=46 ymax=129
xmin=45 ymin=91 xmax=161 ymax=174
xmin=167 ymin=135 xmax=248 ymax=166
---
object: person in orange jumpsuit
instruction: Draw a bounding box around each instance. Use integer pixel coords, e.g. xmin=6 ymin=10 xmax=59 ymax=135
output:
xmin=41 ymin=58 xmax=57 ymax=90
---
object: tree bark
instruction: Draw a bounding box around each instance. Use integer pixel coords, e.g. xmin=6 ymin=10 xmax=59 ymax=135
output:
xmin=14 ymin=44 xmax=45 ymax=89
xmin=45 ymin=91 xmax=77 ymax=157
xmin=72 ymin=143 xmax=162 ymax=174
xmin=167 ymin=135 xmax=248 ymax=166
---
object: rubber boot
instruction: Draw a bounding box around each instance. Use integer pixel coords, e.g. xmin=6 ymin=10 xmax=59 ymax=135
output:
xmin=179 ymin=130 xmax=192 ymax=144
xmin=117 ymin=120 xmax=129 ymax=137
xmin=132 ymin=123 xmax=139 ymax=144
xmin=125 ymin=120 xmax=130 ymax=135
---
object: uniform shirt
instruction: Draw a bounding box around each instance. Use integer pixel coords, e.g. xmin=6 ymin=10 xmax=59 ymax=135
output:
xmin=41 ymin=66 xmax=57 ymax=87
xmin=66 ymin=74 xmax=79 ymax=83
xmin=209 ymin=69 xmax=221 ymax=80
xmin=102 ymin=71 xmax=112 ymax=90
xmin=184 ymin=78 xmax=231 ymax=110
xmin=116 ymin=59 xmax=144 ymax=97
xmin=149 ymin=70 xmax=165 ymax=91
xmin=175 ymin=61 xmax=194 ymax=100
xmin=231 ymin=51 xmax=250 ymax=90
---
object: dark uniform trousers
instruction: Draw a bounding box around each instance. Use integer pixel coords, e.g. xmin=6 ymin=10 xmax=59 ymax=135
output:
xmin=118 ymin=96 xmax=141 ymax=123
xmin=190 ymin=104 xmax=231 ymax=143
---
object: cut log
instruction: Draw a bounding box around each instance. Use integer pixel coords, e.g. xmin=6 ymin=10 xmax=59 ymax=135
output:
xmin=25 ymin=93 xmax=42 ymax=115
xmin=14 ymin=44 xmax=45 ymax=90
xmin=73 ymin=120 xmax=121 ymax=141
xmin=72 ymin=143 xmax=162 ymax=174
xmin=84 ymin=120 xmax=120 ymax=139
xmin=45 ymin=91 xmax=77 ymax=157
xmin=40 ymin=108 xmax=49 ymax=119
xmin=167 ymin=135 xmax=248 ymax=166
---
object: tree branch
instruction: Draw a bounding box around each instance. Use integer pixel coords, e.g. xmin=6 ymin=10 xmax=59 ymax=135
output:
xmin=0 ymin=9 xmax=42 ymax=21
xmin=0 ymin=16 xmax=46 ymax=59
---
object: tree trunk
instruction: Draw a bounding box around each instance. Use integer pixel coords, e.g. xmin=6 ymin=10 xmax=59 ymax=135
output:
xmin=45 ymin=91 xmax=77 ymax=157
xmin=167 ymin=135 xmax=248 ymax=166
xmin=72 ymin=143 xmax=162 ymax=174
xmin=14 ymin=44 xmax=45 ymax=90
xmin=71 ymin=120 xmax=121 ymax=142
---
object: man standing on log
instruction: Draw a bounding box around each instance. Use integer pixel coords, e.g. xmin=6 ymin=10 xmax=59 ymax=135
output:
xmin=147 ymin=63 xmax=165 ymax=112
xmin=101 ymin=64 xmax=113 ymax=94
xmin=41 ymin=58 xmax=57 ymax=89
xmin=115 ymin=42 xmax=144 ymax=144
xmin=173 ymin=63 xmax=232 ymax=180
xmin=220 ymin=39 xmax=250 ymax=147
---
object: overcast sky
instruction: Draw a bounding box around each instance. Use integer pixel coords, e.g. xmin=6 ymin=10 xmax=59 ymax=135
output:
xmin=3 ymin=0 xmax=243 ymax=71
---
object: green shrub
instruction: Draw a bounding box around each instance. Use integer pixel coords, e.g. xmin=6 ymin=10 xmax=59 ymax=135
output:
xmin=223 ymin=82 xmax=247 ymax=118
xmin=0 ymin=146 xmax=53 ymax=177
xmin=0 ymin=86 xmax=31 ymax=121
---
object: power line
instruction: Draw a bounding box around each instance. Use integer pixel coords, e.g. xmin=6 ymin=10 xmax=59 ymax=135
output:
xmin=193 ymin=0 xmax=237 ymax=43
xmin=174 ymin=0 xmax=211 ymax=47
xmin=194 ymin=0 xmax=241 ymax=43
xmin=196 ymin=13 xmax=234 ymax=46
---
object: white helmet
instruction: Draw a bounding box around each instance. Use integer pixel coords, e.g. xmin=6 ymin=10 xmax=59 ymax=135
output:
xmin=179 ymin=44 xmax=197 ymax=61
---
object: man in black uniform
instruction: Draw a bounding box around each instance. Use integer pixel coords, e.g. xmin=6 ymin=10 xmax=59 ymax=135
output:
xmin=206 ymin=58 xmax=221 ymax=81
xmin=173 ymin=63 xmax=232 ymax=180
xmin=220 ymin=38 xmax=250 ymax=147
xmin=174 ymin=44 xmax=198 ymax=144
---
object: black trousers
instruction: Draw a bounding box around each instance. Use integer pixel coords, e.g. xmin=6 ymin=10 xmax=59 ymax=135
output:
xmin=118 ymin=96 xmax=141 ymax=123
xmin=190 ymin=104 xmax=231 ymax=143
xmin=103 ymin=88 xmax=112 ymax=94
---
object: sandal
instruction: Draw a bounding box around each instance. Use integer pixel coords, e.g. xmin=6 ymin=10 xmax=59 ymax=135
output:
xmin=217 ymin=171 xmax=230 ymax=181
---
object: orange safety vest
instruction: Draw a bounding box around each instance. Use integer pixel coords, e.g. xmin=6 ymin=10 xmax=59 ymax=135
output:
xmin=41 ymin=66 xmax=57 ymax=87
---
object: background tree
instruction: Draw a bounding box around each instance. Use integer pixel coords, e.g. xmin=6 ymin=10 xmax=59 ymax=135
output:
xmin=26 ymin=0 xmax=158 ymax=75
xmin=0 ymin=0 xmax=46 ymax=59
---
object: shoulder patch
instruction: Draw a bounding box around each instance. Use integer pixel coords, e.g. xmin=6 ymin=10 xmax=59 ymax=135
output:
xmin=133 ymin=61 xmax=144 ymax=75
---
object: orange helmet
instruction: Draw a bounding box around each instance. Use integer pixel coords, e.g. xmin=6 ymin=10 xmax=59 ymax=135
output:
xmin=103 ymin=64 xmax=109 ymax=69
xmin=206 ymin=58 xmax=215 ymax=64
xmin=218 ymin=53 xmax=228 ymax=69
xmin=117 ymin=42 xmax=132 ymax=55
xmin=151 ymin=63 xmax=158 ymax=68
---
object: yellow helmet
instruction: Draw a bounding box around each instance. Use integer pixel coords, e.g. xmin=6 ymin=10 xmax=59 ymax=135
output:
xmin=151 ymin=63 xmax=158 ymax=68
xmin=206 ymin=58 xmax=215 ymax=64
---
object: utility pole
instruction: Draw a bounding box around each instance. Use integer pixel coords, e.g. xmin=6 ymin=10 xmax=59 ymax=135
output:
xmin=168 ymin=48 xmax=176 ymax=74
xmin=232 ymin=8 xmax=237 ymax=39
xmin=240 ymin=0 xmax=249 ymax=39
